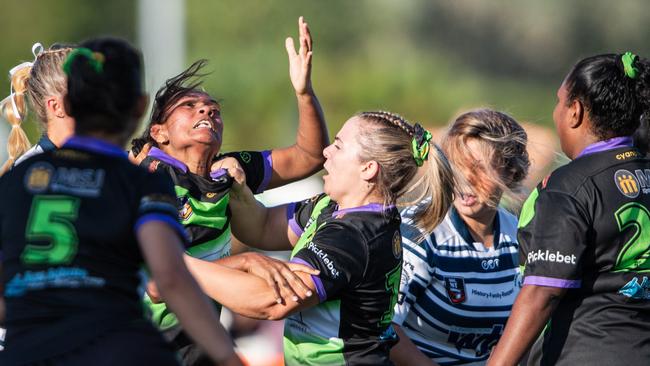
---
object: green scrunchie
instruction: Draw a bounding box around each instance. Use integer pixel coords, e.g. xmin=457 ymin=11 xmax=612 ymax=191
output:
xmin=62 ymin=48 xmax=104 ymax=76
xmin=622 ymin=52 xmax=638 ymax=79
xmin=411 ymin=129 xmax=432 ymax=167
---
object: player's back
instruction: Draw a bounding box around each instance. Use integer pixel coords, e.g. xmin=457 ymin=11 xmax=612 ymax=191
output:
xmin=521 ymin=146 xmax=650 ymax=365
xmin=0 ymin=139 xmax=166 ymax=364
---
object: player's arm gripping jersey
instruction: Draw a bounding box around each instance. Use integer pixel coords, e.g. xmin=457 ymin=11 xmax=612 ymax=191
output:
xmin=139 ymin=148 xmax=270 ymax=332
xmin=283 ymin=194 xmax=402 ymax=366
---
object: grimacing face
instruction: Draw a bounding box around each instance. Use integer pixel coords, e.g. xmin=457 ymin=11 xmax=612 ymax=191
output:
xmin=154 ymin=91 xmax=224 ymax=154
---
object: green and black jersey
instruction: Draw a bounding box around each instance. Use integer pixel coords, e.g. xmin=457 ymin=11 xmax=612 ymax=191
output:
xmin=140 ymin=147 xmax=272 ymax=330
xmin=284 ymin=194 xmax=403 ymax=365
xmin=518 ymin=137 xmax=650 ymax=365
xmin=0 ymin=136 xmax=184 ymax=365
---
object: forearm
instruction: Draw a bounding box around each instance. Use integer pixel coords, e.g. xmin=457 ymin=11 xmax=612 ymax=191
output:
xmin=156 ymin=267 xmax=237 ymax=363
xmin=391 ymin=324 xmax=438 ymax=366
xmin=294 ymin=91 xmax=328 ymax=165
xmin=229 ymin=193 xmax=292 ymax=250
xmin=487 ymin=285 xmax=563 ymax=366
xmin=184 ymin=255 xmax=289 ymax=319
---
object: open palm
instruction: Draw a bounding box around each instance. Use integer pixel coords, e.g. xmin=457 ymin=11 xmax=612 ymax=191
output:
xmin=286 ymin=16 xmax=313 ymax=96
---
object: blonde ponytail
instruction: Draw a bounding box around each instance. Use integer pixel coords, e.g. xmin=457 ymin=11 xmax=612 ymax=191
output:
xmin=1 ymin=65 xmax=33 ymax=174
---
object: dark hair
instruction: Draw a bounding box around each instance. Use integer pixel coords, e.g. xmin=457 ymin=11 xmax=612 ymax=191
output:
xmin=130 ymin=59 xmax=210 ymax=153
xmin=65 ymin=37 xmax=143 ymax=136
xmin=564 ymin=53 xmax=650 ymax=140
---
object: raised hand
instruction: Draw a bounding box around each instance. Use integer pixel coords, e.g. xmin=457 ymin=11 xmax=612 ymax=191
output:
xmin=286 ymin=16 xmax=313 ymax=96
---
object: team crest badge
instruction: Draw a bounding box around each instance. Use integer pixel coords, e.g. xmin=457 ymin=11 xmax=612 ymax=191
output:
xmin=239 ymin=152 xmax=252 ymax=164
xmin=444 ymin=277 xmax=467 ymax=304
xmin=24 ymin=162 xmax=53 ymax=193
xmin=392 ymin=231 xmax=402 ymax=259
xmin=178 ymin=197 xmax=193 ymax=221
xmin=614 ymin=169 xmax=640 ymax=198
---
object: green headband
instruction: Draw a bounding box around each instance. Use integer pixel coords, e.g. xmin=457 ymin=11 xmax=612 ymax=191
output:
xmin=621 ymin=52 xmax=638 ymax=79
xmin=411 ymin=124 xmax=432 ymax=167
xmin=62 ymin=48 xmax=105 ymax=76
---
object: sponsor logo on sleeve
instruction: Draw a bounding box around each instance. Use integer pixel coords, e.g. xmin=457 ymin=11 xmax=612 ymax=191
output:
xmin=614 ymin=169 xmax=650 ymax=198
xmin=307 ymin=242 xmax=340 ymax=278
xmin=527 ymin=249 xmax=576 ymax=265
xmin=239 ymin=152 xmax=252 ymax=164
xmin=444 ymin=277 xmax=467 ymax=304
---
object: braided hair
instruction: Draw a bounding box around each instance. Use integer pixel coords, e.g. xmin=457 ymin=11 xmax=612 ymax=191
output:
xmin=355 ymin=111 xmax=455 ymax=233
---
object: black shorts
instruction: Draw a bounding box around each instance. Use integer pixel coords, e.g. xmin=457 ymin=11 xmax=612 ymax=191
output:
xmin=27 ymin=325 xmax=179 ymax=366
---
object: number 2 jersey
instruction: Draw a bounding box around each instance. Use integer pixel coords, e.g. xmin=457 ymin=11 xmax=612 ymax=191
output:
xmin=0 ymin=136 xmax=185 ymax=365
xmin=284 ymin=194 xmax=402 ymax=366
xmin=518 ymin=138 xmax=650 ymax=365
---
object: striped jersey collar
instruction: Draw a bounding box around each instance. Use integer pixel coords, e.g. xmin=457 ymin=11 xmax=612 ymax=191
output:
xmin=332 ymin=203 xmax=395 ymax=217
xmin=576 ymin=136 xmax=633 ymax=159
xmin=63 ymin=135 xmax=127 ymax=159
xmin=449 ymin=206 xmax=500 ymax=250
xmin=147 ymin=147 xmax=188 ymax=173
xmin=37 ymin=134 xmax=57 ymax=152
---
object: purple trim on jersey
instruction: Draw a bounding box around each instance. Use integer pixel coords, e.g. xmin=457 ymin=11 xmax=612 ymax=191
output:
xmin=291 ymin=257 xmax=327 ymax=302
xmin=286 ymin=202 xmax=303 ymax=237
xmin=524 ymin=276 xmax=581 ymax=288
xmin=332 ymin=203 xmax=396 ymax=217
xmin=210 ymin=168 xmax=227 ymax=181
xmin=147 ymin=147 xmax=188 ymax=173
xmin=63 ymin=136 xmax=127 ymax=159
xmin=576 ymin=136 xmax=633 ymax=159
xmin=135 ymin=213 xmax=188 ymax=243
xmin=255 ymin=150 xmax=273 ymax=194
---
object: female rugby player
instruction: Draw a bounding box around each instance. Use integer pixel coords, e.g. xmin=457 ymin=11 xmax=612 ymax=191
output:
xmin=0 ymin=38 xmax=240 ymax=366
xmin=130 ymin=17 xmax=327 ymax=365
xmin=177 ymin=111 xmax=456 ymax=365
xmin=488 ymin=53 xmax=650 ymax=365
xmin=1 ymin=43 xmax=75 ymax=173
xmin=390 ymin=109 xmax=530 ymax=365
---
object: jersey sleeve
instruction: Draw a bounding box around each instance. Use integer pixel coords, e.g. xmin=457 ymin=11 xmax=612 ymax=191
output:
xmin=218 ymin=150 xmax=272 ymax=194
xmin=393 ymin=212 xmax=434 ymax=325
xmin=134 ymin=171 xmax=187 ymax=243
xmin=286 ymin=193 xmax=328 ymax=237
xmin=517 ymin=187 xmax=589 ymax=289
xmin=291 ymin=222 xmax=367 ymax=302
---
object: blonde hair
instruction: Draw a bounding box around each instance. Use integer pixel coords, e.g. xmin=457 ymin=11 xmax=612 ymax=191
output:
xmin=442 ymin=109 xmax=530 ymax=206
xmin=0 ymin=45 xmax=73 ymax=174
xmin=355 ymin=111 xmax=455 ymax=234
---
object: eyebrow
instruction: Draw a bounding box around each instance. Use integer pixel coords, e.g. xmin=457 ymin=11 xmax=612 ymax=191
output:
xmin=179 ymin=96 xmax=219 ymax=106
xmin=334 ymin=136 xmax=343 ymax=144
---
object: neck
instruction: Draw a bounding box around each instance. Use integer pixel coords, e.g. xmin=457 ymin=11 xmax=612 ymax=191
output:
xmin=458 ymin=207 xmax=497 ymax=248
xmin=78 ymin=131 xmax=126 ymax=147
xmin=336 ymin=190 xmax=385 ymax=210
xmin=567 ymin=133 xmax=599 ymax=160
xmin=47 ymin=117 xmax=75 ymax=147
xmin=162 ymin=145 xmax=216 ymax=176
